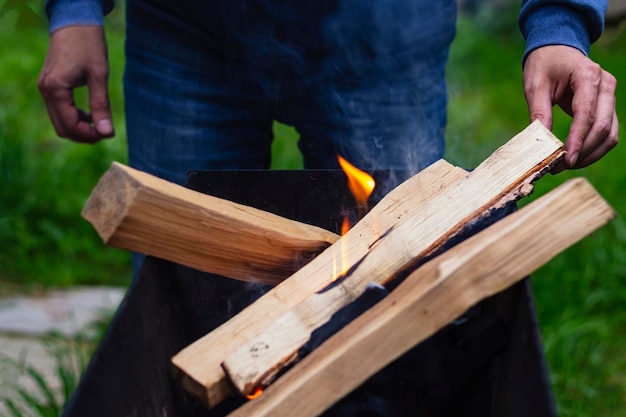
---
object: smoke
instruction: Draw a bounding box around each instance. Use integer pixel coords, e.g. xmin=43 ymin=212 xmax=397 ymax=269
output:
xmin=216 ymin=0 xmax=458 ymax=189
xmin=321 ymin=1 xmax=457 ymax=193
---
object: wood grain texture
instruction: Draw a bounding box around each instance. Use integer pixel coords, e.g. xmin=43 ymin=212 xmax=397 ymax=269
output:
xmin=171 ymin=159 xmax=469 ymax=407
xmin=81 ymin=162 xmax=339 ymax=285
xmin=222 ymin=120 xmax=565 ymax=395
xmin=227 ymin=177 xmax=615 ymax=417
xmin=173 ymin=121 xmax=564 ymax=408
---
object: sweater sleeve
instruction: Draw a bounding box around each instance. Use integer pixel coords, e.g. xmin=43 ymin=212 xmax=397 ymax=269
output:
xmin=45 ymin=0 xmax=115 ymax=33
xmin=519 ymin=0 xmax=607 ymax=65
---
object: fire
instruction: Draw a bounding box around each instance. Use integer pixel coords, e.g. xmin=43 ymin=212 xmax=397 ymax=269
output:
xmin=246 ymin=386 xmax=263 ymax=400
xmin=337 ymin=155 xmax=376 ymax=210
xmin=332 ymin=155 xmax=377 ymax=281
xmin=341 ymin=215 xmax=351 ymax=237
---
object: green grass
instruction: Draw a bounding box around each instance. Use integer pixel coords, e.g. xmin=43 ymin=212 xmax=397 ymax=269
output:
xmin=0 ymin=1 xmax=130 ymax=288
xmin=446 ymin=13 xmax=626 ymax=417
xmin=0 ymin=1 xmax=624 ymax=415
xmin=271 ymin=121 xmax=303 ymax=170
xmin=0 ymin=311 xmax=113 ymax=417
xmin=1 ymin=336 xmax=90 ymax=417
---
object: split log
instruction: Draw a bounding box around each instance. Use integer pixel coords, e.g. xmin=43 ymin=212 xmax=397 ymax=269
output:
xmin=81 ymin=162 xmax=339 ymax=285
xmin=227 ymin=177 xmax=616 ymax=417
xmin=172 ymin=159 xmax=469 ymax=406
xmin=222 ymin=120 xmax=564 ymax=396
xmin=172 ymin=121 xmax=564 ymax=407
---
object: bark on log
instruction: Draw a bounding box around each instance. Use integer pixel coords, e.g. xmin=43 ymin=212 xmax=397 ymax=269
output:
xmin=81 ymin=162 xmax=339 ymax=285
xmin=172 ymin=121 xmax=564 ymax=407
xmin=227 ymin=177 xmax=615 ymax=417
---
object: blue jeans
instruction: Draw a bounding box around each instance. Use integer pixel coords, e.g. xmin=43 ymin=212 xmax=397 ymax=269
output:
xmin=124 ymin=0 xmax=456 ymax=272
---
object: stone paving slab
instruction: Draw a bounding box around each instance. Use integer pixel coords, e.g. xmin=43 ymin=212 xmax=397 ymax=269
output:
xmin=0 ymin=335 xmax=65 ymax=415
xmin=0 ymin=287 xmax=126 ymax=414
xmin=0 ymin=287 xmax=125 ymax=337
xmin=1 ymin=335 xmax=61 ymax=389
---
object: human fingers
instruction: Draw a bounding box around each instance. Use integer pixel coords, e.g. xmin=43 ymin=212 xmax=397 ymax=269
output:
xmin=575 ymin=109 xmax=619 ymax=168
xmin=571 ymin=71 xmax=618 ymax=168
xmin=39 ymin=74 xmax=104 ymax=143
xmin=523 ymin=65 xmax=555 ymax=131
xmin=561 ymin=60 xmax=603 ymax=167
xmin=38 ymin=25 xmax=113 ymax=143
xmin=87 ymin=64 xmax=114 ymax=137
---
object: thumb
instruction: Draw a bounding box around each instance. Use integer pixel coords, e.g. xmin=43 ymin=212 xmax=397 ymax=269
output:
xmin=88 ymin=71 xmax=114 ymax=137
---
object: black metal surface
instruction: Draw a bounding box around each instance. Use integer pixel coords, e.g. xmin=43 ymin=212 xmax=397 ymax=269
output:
xmin=62 ymin=169 xmax=556 ymax=417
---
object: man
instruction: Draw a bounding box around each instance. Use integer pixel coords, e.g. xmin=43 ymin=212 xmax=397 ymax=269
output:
xmin=39 ymin=0 xmax=618 ymax=186
xmin=40 ymin=2 xmax=619 ymax=415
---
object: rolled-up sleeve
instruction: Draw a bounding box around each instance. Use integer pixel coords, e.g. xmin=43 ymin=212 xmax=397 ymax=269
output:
xmin=519 ymin=0 xmax=607 ymax=64
xmin=46 ymin=0 xmax=115 ymax=33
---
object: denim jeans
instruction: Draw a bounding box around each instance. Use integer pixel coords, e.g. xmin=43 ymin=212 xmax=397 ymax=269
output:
xmin=124 ymin=0 xmax=456 ymax=184
xmin=124 ymin=0 xmax=456 ymax=273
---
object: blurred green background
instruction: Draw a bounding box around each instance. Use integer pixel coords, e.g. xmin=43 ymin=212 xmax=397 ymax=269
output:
xmin=0 ymin=1 xmax=624 ymax=415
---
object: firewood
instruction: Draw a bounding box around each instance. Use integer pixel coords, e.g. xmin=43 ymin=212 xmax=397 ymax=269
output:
xmin=221 ymin=121 xmax=565 ymax=396
xmin=81 ymin=162 xmax=339 ymax=285
xmin=172 ymin=121 xmax=564 ymax=408
xmin=226 ymin=178 xmax=615 ymax=417
xmin=171 ymin=158 xmax=469 ymax=407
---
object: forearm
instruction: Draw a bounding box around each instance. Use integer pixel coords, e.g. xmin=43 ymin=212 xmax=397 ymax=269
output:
xmin=45 ymin=0 xmax=115 ymax=32
xmin=519 ymin=0 xmax=608 ymax=64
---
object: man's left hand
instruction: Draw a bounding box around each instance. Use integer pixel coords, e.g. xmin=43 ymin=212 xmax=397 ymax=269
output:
xmin=523 ymin=45 xmax=618 ymax=173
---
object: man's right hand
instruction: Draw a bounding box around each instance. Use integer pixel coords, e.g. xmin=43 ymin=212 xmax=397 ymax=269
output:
xmin=38 ymin=25 xmax=114 ymax=143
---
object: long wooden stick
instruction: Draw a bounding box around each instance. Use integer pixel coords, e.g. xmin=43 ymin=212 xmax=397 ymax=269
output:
xmin=171 ymin=159 xmax=469 ymax=407
xmin=82 ymin=162 xmax=339 ymax=285
xmin=221 ymin=121 xmax=565 ymax=395
xmin=172 ymin=121 xmax=564 ymax=407
xmin=227 ymin=177 xmax=615 ymax=417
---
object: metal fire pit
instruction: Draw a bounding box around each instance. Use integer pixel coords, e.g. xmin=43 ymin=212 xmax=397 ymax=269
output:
xmin=62 ymin=170 xmax=556 ymax=417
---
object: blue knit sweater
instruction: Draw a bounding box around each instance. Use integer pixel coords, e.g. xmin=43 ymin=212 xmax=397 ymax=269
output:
xmin=45 ymin=0 xmax=607 ymax=65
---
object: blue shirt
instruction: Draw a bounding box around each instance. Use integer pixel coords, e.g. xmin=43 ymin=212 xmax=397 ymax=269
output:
xmin=44 ymin=0 xmax=607 ymax=65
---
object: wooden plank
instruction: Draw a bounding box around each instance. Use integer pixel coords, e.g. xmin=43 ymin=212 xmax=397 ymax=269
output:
xmin=172 ymin=121 xmax=564 ymax=408
xmin=171 ymin=159 xmax=469 ymax=407
xmin=227 ymin=177 xmax=616 ymax=417
xmin=221 ymin=121 xmax=565 ymax=396
xmin=81 ymin=162 xmax=339 ymax=285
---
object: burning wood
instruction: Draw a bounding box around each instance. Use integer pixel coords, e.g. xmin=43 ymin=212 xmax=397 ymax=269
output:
xmin=226 ymin=178 xmax=615 ymax=417
xmin=81 ymin=162 xmax=339 ymax=285
xmin=171 ymin=158 xmax=467 ymax=406
xmin=81 ymin=154 xmax=446 ymax=286
xmin=171 ymin=121 xmax=566 ymax=408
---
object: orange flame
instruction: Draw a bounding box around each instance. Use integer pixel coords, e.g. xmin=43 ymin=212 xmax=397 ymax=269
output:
xmin=246 ymin=387 xmax=263 ymax=400
xmin=337 ymin=155 xmax=376 ymax=210
xmin=332 ymin=156 xmax=377 ymax=282
xmin=341 ymin=215 xmax=351 ymax=237
xmin=331 ymin=215 xmax=353 ymax=281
